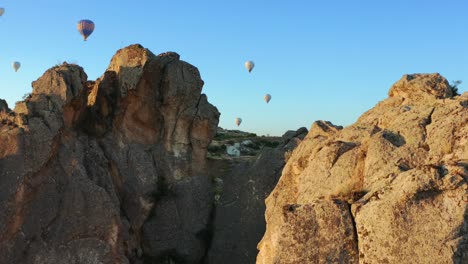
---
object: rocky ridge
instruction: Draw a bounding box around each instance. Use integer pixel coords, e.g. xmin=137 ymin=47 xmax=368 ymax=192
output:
xmin=257 ymin=73 xmax=468 ymax=263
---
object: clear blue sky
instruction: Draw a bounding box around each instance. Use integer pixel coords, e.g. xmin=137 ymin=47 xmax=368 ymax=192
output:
xmin=0 ymin=1 xmax=466 ymax=136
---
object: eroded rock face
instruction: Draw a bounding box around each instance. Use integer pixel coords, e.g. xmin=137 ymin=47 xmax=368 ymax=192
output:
xmin=0 ymin=44 xmax=219 ymax=264
xmin=258 ymin=73 xmax=468 ymax=264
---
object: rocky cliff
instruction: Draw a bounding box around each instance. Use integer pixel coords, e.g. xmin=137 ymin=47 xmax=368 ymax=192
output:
xmin=0 ymin=44 xmax=220 ymax=264
xmin=205 ymin=127 xmax=307 ymax=264
xmin=257 ymin=73 xmax=468 ymax=263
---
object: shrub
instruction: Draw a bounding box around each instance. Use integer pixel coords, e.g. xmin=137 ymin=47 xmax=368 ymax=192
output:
xmin=208 ymin=145 xmax=226 ymax=154
xmin=449 ymin=80 xmax=462 ymax=96
xmin=260 ymin=140 xmax=280 ymax=148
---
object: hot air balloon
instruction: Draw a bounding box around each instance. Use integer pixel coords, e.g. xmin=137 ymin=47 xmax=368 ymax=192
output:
xmin=12 ymin=61 xmax=21 ymax=72
xmin=77 ymin=19 xmax=95 ymax=41
xmin=264 ymin=94 xmax=271 ymax=103
xmin=0 ymin=8 xmax=5 ymax=16
xmin=235 ymin=117 xmax=242 ymax=127
xmin=245 ymin=61 xmax=254 ymax=73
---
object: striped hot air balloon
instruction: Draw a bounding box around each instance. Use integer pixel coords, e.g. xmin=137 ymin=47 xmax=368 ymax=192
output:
xmin=77 ymin=19 xmax=95 ymax=41
xmin=264 ymin=94 xmax=271 ymax=103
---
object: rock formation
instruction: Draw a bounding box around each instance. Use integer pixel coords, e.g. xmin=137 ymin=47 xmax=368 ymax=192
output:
xmin=0 ymin=44 xmax=305 ymax=264
xmin=257 ymin=73 xmax=468 ymax=263
xmin=2 ymin=45 xmax=465 ymax=264
xmin=0 ymin=44 xmax=220 ymax=264
xmin=205 ymin=127 xmax=307 ymax=263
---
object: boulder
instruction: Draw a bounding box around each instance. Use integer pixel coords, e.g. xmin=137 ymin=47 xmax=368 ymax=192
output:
xmin=388 ymin=73 xmax=453 ymax=100
xmin=226 ymin=145 xmax=240 ymax=157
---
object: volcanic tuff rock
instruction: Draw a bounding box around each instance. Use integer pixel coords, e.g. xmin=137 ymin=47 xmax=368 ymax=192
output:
xmin=257 ymin=73 xmax=468 ymax=263
xmin=0 ymin=44 xmax=220 ymax=264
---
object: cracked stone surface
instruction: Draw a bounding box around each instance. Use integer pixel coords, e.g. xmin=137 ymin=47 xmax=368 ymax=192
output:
xmin=257 ymin=73 xmax=468 ymax=264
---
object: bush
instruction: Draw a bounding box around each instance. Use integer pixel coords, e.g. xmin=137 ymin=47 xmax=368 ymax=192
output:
xmin=258 ymin=140 xmax=280 ymax=148
xmin=250 ymin=142 xmax=261 ymax=150
xmin=449 ymin=80 xmax=462 ymax=96
xmin=208 ymin=145 xmax=226 ymax=154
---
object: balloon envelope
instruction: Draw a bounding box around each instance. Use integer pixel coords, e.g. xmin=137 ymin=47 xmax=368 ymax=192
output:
xmin=12 ymin=61 xmax=20 ymax=72
xmin=77 ymin=19 xmax=95 ymax=41
xmin=0 ymin=8 xmax=5 ymax=16
xmin=245 ymin=61 xmax=254 ymax=73
xmin=264 ymin=94 xmax=271 ymax=103
xmin=235 ymin=117 xmax=242 ymax=126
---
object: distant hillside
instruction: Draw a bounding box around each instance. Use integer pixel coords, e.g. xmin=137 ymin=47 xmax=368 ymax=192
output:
xmin=207 ymin=127 xmax=289 ymax=158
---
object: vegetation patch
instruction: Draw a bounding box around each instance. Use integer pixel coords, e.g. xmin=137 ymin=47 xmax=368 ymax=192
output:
xmin=258 ymin=139 xmax=280 ymax=148
xmin=449 ymin=80 xmax=461 ymax=97
xmin=214 ymin=132 xmax=257 ymax=140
